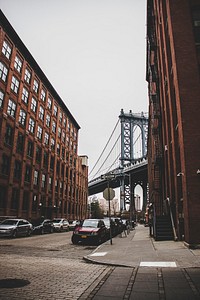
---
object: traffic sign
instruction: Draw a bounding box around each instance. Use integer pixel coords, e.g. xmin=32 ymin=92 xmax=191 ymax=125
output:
xmin=101 ymin=174 xmax=116 ymax=180
xmin=103 ymin=188 xmax=115 ymax=200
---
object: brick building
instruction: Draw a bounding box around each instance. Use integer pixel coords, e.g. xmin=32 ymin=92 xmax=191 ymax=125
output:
xmin=146 ymin=0 xmax=200 ymax=247
xmin=0 ymin=10 xmax=88 ymax=222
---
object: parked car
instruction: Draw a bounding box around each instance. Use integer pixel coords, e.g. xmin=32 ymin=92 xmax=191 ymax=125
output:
xmin=68 ymin=220 xmax=81 ymax=231
xmin=71 ymin=219 xmax=107 ymax=245
xmin=32 ymin=219 xmax=54 ymax=234
xmin=0 ymin=219 xmax=33 ymax=238
xmin=52 ymin=218 xmax=69 ymax=232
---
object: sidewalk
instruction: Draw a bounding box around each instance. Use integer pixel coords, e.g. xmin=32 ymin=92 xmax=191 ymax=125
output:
xmin=82 ymin=225 xmax=200 ymax=299
xmin=84 ymin=224 xmax=200 ymax=268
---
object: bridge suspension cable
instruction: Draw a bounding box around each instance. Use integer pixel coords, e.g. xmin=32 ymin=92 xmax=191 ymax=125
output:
xmin=89 ymin=119 xmax=121 ymax=180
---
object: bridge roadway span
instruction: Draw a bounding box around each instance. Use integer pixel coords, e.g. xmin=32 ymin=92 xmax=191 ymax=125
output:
xmin=88 ymin=158 xmax=148 ymax=195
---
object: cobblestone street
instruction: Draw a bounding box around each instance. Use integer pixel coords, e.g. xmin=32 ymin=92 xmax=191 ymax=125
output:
xmin=0 ymin=233 xmax=110 ymax=300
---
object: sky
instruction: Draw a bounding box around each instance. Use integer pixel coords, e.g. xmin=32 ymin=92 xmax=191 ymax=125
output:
xmin=0 ymin=0 xmax=148 ymax=173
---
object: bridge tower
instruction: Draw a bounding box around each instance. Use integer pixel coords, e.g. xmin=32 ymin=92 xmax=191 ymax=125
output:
xmin=119 ymin=109 xmax=148 ymax=213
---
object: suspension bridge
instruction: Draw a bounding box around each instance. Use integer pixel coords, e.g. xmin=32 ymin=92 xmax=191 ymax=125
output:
xmin=88 ymin=109 xmax=149 ymax=212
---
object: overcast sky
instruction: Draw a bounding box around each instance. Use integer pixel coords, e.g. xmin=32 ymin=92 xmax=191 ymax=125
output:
xmin=0 ymin=0 xmax=148 ymax=172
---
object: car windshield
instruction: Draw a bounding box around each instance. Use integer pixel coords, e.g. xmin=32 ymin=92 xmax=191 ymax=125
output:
xmin=53 ymin=219 xmax=61 ymax=223
xmin=0 ymin=219 xmax=18 ymax=225
xmin=83 ymin=220 xmax=98 ymax=228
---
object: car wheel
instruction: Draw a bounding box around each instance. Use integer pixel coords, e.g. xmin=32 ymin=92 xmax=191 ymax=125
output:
xmin=12 ymin=230 xmax=17 ymax=238
xmin=72 ymin=235 xmax=79 ymax=244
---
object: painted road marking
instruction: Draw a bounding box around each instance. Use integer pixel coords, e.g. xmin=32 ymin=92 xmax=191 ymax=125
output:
xmin=90 ymin=252 xmax=107 ymax=257
xmin=140 ymin=261 xmax=177 ymax=267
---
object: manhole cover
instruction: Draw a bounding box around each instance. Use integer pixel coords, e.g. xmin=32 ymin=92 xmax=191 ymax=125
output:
xmin=0 ymin=279 xmax=30 ymax=288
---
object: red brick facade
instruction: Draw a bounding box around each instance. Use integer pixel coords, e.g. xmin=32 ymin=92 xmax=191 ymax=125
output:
xmin=146 ymin=0 xmax=200 ymax=246
xmin=0 ymin=11 xmax=88 ymax=222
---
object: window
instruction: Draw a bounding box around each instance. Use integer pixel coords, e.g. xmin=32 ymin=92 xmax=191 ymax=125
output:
xmin=46 ymin=114 xmax=50 ymax=127
xmin=36 ymin=146 xmax=41 ymax=162
xmin=14 ymin=160 xmax=21 ymax=179
xmin=49 ymin=177 xmax=52 ymax=191
xmin=52 ymin=120 xmax=56 ymax=133
xmin=41 ymin=89 xmax=46 ymax=102
xmin=1 ymin=154 xmax=10 ymax=175
xmin=32 ymin=195 xmax=37 ymax=211
xmin=41 ymin=174 xmax=46 ymax=188
xmin=74 ymin=144 xmax=77 ymax=154
xmin=51 ymin=137 xmax=55 ymax=150
xmin=0 ymin=62 xmax=8 ymax=82
xmin=33 ymin=79 xmax=39 ymax=93
xmin=31 ymin=97 xmax=37 ymax=113
xmin=62 ymin=131 xmax=66 ymax=143
xmin=53 ymin=105 xmax=58 ymax=116
xmin=11 ymin=76 xmax=20 ymax=93
xmin=67 ymin=122 xmax=70 ymax=132
xmin=62 ymin=147 xmax=65 ymax=159
xmin=21 ymin=87 xmax=29 ymax=104
xmin=4 ymin=124 xmax=13 ymax=145
xmin=11 ymin=188 xmax=19 ymax=209
xmin=37 ymin=125 xmax=43 ymax=140
xmin=22 ymin=191 xmax=29 ymax=210
xmin=58 ymin=127 xmax=61 ymax=138
xmin=47 ymin=97 xmax=52 ymax=109
xmin=44 ymin=132 xmax=49 ymax=145
xmin=59 ymin=112 xmax=62 ymax=122
xmin=63 ymin=118 xmax=66 ymax=128
xmin=43 ymin=151 xmax=48 ymax=167
xmin=7 ymin=99 xmax=16 ymax=117
xmin=2 ymin=40 xmax=12 ymax=59
xmin=56 ymin=161 xmax=60 ymax=175
xmin=192 ymin=9 xmax=200 ymax=45
xmin=14 ymin=56 xmax=22 ymax=73
xmin=19 ymin=109 xmax=26 ymax=126
xmin=50 ymin=156 xmax=54 ymax=169
xmin=57 ymin=143 xmax=60 ymax=155
xmin=39 ymin=105 xmax=44 ymax=120
xmin=33 ymin=170 xmax=39 ymax=185
xmin=28 ymin=117 xmax=35 ymax=133
xmin=16 ymin=132 xmax=24 ymax=153
xmin=25 ymin=165 xmax=31 ymax=182
xmin=24 ymin=68 xmax=31 ymax=84
xmin=0 ymin=90 xmax=4 ymax=108
xmin=0 ymin=186 xmax=7 ymax=209
xmin=27 ymin=140 xmax=34 ymax=157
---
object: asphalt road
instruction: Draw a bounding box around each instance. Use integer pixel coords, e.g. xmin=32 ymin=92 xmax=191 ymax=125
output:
xmin=0 ymin=231 xmax=111 ymax=299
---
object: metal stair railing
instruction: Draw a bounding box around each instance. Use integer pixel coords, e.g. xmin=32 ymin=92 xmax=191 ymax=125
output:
xmin=167 ymin=198 xmax=178 ymax=241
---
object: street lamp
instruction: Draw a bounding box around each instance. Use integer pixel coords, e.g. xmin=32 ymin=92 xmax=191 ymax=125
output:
xmin=102 ymin=173 xmax=116 ymax=245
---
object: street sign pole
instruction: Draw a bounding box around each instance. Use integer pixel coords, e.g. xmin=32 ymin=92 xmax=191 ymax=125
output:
xmin=102 ymin=173 xmax=116 ymax=245
xmin=107 ymin=180 xmax=112 ymax=245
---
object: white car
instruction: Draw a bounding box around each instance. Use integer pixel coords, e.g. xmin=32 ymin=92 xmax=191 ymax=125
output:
xmin=52 ymin=218 xmax=69 ymax=232
xmin=0 ymin=219 xmax=33 ymax=238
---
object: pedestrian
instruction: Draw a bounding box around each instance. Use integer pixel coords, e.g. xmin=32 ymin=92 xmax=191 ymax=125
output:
xmin=126 ymin=220 xmax=130 ymax=235
xmin=121 ymin=220 xmax=127 ymax=237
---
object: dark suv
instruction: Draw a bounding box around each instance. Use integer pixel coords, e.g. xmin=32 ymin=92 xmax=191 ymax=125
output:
xmin=71 ymin=219 xmax=107 ymax=245
xmin=32 ymin=219 xmax=54 ymax=234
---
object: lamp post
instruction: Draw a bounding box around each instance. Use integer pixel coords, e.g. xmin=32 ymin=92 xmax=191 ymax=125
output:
xmin=102 ymin=173 xmax=116 ymax=245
